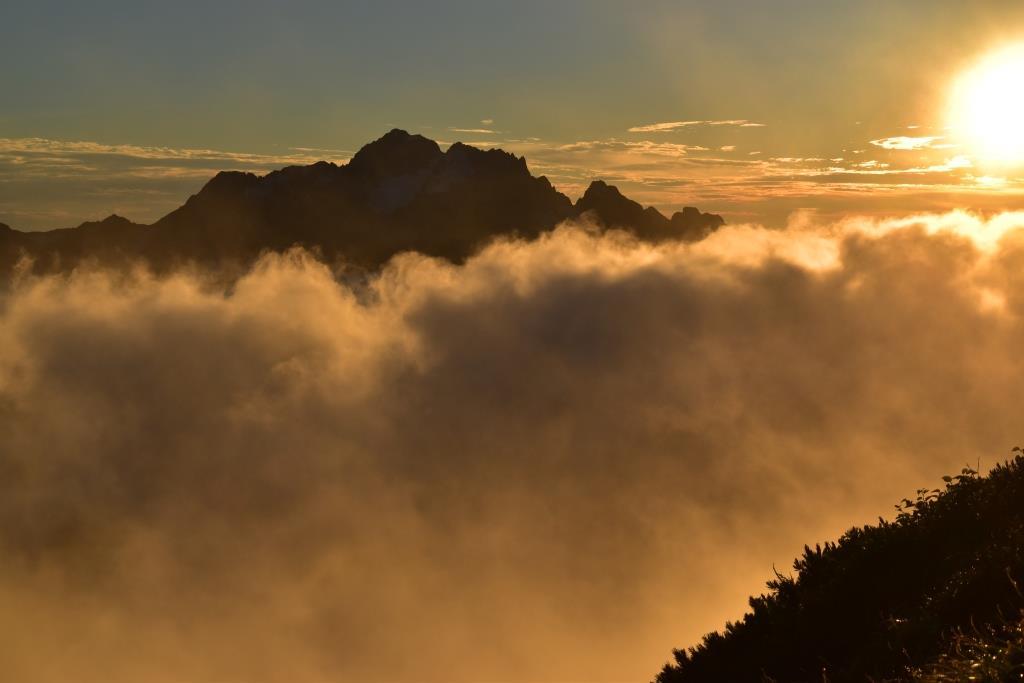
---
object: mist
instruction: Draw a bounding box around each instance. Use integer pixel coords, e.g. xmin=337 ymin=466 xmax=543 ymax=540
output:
xmin=2 ymin=212 xmax=1023 ymax=682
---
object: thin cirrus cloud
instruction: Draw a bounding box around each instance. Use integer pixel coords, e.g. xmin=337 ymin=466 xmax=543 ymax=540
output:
xmin=0 ymin=137 xmax=352 ymax=166
xmin=869 ymin=135 xmax=953 ymax=151
xmin=555 ymin=139 xmax=710 ymax=156
xmin=0 ymin=137 xmax=355 ymax=229
xmin=627 ymin=120 xmax=766 ymax=133
xmin=448 ymin=127 xmax=500 ymax=134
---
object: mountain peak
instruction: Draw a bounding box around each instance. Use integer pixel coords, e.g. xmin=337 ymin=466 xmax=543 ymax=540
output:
xmin=79 ymin=214 xmax=137 ymax=229
xmin=670 ymin=206 xmax=726 ymax=238
xmin=196 ymin=171 xmax=261 ymax=199
xmin=443 ymin=141 xmax=530 ymax=177
xmin=574 ymin=180 xmax=723 ymax=242
xmin=347 ymin=129 xmax=443 ymax=179
xmin=580 ymin=178 xmax=627 ymax=199
xmin=575 ymin=179 xmax=648 ymax=226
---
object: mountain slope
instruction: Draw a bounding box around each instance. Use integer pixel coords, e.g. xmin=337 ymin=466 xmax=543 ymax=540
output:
xmin=0 ymin=130 xmax=725 ymax=274
xmin=655 ymin=454 xmax=1024 ymax=683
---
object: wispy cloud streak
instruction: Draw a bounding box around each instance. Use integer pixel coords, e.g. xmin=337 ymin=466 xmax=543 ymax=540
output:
xmin=627 ymin=120 xmax=766 ymax=133
xmin=870 ymin=136 xmax=952 ymax=151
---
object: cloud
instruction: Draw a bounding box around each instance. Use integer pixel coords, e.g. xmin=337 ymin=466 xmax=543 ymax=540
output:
xmin=627 ymin=120 xmax=704 ymax=133
xmin=0 ymin=137 xmax=350 ymax=166
xmin=627 ymin=120 xmax=765 ymax=133
xmin=0 ymin=138 xmax=357 ymax=230
xmin=555 ymin=139 xmax=709 ymax=156
xmin=3 ymin=212 xmax=1024 ymax=682
xmin=869 ymin=135 xmax=951 ymax=150
xmin=449 ymin=127 xmax=498 ymax=134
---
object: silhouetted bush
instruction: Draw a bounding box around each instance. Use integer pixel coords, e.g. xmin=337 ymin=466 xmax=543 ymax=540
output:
xmin=910 ymin=612 xmax=1024 ymax=682
xmin=656 ymin=452 xmax=1024 ymax=683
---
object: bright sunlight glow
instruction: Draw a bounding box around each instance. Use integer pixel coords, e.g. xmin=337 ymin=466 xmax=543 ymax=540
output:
xmin=950 ymin=43 xmax=1024 ymax=166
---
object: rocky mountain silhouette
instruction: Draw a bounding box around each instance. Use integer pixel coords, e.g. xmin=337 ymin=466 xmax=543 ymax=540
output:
xmin=0 ymin=129 xmax=725 ymax=274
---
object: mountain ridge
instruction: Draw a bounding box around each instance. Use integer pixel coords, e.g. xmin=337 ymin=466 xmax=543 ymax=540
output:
xmin=0 ymin=129 xmax=725 ymax=274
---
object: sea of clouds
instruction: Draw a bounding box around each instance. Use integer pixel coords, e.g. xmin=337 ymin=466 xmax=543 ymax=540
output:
xmin=2 ymin=211 xmax=1023 ymax=682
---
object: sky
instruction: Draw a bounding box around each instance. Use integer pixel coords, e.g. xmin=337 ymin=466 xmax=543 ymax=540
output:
xmin=5 ymin=0 xmax=1024 ymax=229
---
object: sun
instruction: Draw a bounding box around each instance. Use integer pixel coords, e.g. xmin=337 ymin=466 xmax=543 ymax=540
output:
xmin=949 ymin=44 xmax=1024 ymax=166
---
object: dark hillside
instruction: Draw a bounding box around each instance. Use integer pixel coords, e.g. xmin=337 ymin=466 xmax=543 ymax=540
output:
xmin=657 ymin=453 xmax=1024 ymax=682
